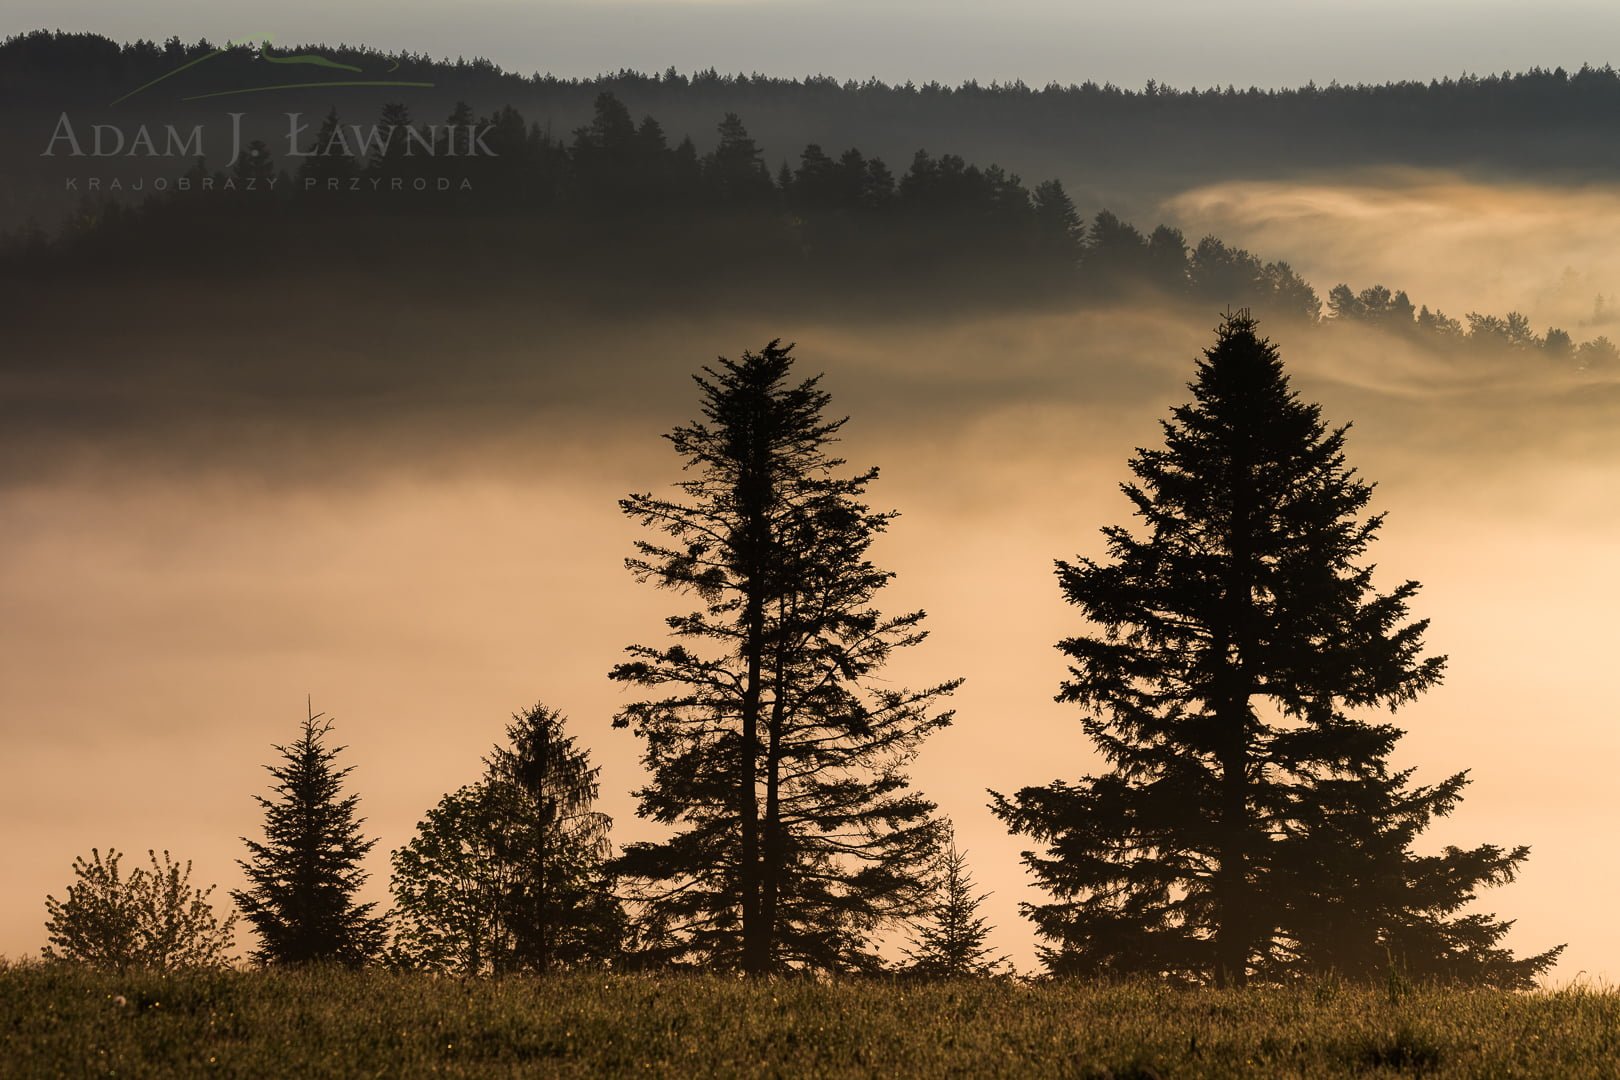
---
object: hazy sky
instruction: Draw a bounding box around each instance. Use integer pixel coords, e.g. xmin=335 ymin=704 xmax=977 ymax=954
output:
xmin=8 ymin=0 xmax=1620 ymax=88
xmin=4 ymin=170 xmax=1618 ymax=978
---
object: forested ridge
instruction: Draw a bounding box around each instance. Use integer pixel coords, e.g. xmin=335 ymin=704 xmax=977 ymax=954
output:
xmin=10 ymin=29 xmax=1620 ymax=148
xmin=6 ymin=85 xmax=1616 ymax=369
xmin=10 ymin=29 xmax=1620 ymax=234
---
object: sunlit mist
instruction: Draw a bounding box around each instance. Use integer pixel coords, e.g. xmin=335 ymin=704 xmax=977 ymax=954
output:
xmin=3 ymin=293 xmax=1616 ymax=979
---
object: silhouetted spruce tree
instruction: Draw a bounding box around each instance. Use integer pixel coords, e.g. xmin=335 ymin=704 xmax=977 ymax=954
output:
xmin=436 ymin=100 xmax=476 ymax=154
xmin=233 ymin=705 xmax=386 ymax=965
xmin=573 ymin=91 xmax=637 ymax=157
xmin=390 ymin=703 xmax=621 ymax=974
xmin=903 ymin=828 xmax=1011 ymax=978
xmin=1578 ymin=335 xmax=1619 ymax=370
xmin=852 ymin=150 xmax=897 ymax=211
xmin=637 ymin=115 xmax=669 ymax=156
xmin=368 ymin=102 xmax=417 ymax=177
xmin=1543 ymin=327 xmax=1576 ymax=364
xmin=611 ymin=340 xmax=960 ymax=974
xmin=1031 ymin=178 xmax=1083 ymax=267
xmin=792 ymin=143 xmax=838 ymax=211
xmin=991 ymin=312 xmax=1559 ymax=988
xmin=571 ymin=92 xmax=659 ymax=209
xmin=482 ymin=703 xmax=623 ymax=973
xmin=296 ymin=107 xmax=358 ymax=186
xmin=1145 ymin=224 xmax=1192 ymax=290
xmin=1084 ymin=209 xmax=1151 ymax=287
xmin=703 ymin=113 xmax=774 ymax=204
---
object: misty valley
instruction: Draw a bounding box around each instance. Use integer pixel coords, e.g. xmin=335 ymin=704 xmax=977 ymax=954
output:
xmin=4 ymin=26 xmax=1620 ymax=1080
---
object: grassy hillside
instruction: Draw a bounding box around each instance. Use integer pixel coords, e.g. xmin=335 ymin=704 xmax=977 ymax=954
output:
xmin=3 ymin=963 xmax=1617 ymax=1078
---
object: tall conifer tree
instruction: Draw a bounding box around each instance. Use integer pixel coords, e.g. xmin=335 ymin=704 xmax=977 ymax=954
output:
xmin=991 ymin=313 xmax=1559 ymax=987
xmin=234 ymin=704 xmax=385 ymax=965
xmin=482 ymin=703 xmax=621 ymax=973
xmin=612 ymin=340 xmax=959 ymax=974
xmin=296 ymin=107 xmax=358 ymax=184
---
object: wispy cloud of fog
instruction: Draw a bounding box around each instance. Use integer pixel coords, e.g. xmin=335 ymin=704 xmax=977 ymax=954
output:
xmin=3 ymin=251 xmax=1617 ymax=978
xmin=0 ymin=281 xmax=1207 ymax=487
xmin=1166 ymin=172 xmax=1620 ymax=334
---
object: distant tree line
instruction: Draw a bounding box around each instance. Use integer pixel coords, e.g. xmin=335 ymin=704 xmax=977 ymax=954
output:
xmin=1324 ymin=283 xmax=1620 ymax=369
xmin=40 ymin=316 xmax=1562 ymax=988
xmin=10 ymin=30 xmax=1620 ymax=181
xmin=0 ymin=91 xmax=1319 ymax=322
xmin=5 ymin=85 xmax=1616 ymax=369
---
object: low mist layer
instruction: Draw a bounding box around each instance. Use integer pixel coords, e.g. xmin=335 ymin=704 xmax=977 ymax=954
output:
xmin=1167 ymin=171 xmax=1620 ymax=334
xmin=2 ymin=268 xmax=1615 ymax=976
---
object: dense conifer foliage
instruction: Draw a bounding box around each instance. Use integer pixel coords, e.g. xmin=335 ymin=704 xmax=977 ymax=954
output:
xmin=234 ymin=706 xmax=386 ymax=965
xmin=992 ymin=313 xmax=1561 ymax=988
xmin=611 ymin=341 xmax=959 ymax=973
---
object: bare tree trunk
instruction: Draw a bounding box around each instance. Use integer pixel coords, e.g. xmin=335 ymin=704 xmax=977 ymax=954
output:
xmin=1215 ymin=438 xmax=1257 ymax=989
xmin=759 ymin=644 xmax=787 ymax=968
xmin=738 ymin=585 xmax=765 ymax=974
xmin=737 ymin=439 xmax=772 ymax=976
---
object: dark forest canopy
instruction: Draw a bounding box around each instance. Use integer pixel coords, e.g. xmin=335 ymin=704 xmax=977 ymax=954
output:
xmin=0 ymin=88 xmax=1323 ymax=321
xmin=4 ymin=84 xmax=1614 ymax=371
xmin=9 ymin=28 xmax=1620 ymax=228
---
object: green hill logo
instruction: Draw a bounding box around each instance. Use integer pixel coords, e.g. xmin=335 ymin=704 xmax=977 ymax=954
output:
xmin=111 ymin=36 xmax=433 ymax=105
xmin=41 ymin=36 xmax=491 ymax=170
